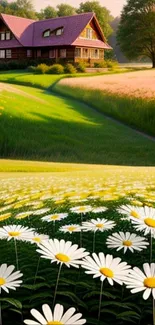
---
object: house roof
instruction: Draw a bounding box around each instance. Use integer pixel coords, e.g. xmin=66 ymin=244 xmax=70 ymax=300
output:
xmin=0 ymin=12 xmax=112 ymax=49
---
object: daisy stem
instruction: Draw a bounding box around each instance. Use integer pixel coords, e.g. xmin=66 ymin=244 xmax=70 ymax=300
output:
xmin=153 ymin=298 xmax=155 ymax=325
xmin=0 ymin=289 xmax=2 ymax=325
xmin=150 ymin=234 xmax=152 ymax=264
xmin=53 ymin=264 xmax=62 ymax=308
xmin=14 ymin=239 xmax=19 ymax=270
xmin=34 ymin=257 xmax=40 ymax=285
xmin=53 ymin=222 xmax=55 ymax=236
xmin=80 ymin=231 xmax=83 ymax=247
xmin=98 ymin=281 xmax=103 ymax=323
xmin=93 ymin=232 xmax=96 ymax=252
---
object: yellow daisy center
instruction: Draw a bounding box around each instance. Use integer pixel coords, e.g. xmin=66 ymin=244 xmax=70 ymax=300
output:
xmin=96 ymin=223 xmax=104 ymax=228
xmin=8 ymin=231 xmax=21 ymax=237
xmin=144 ymin=277 xmax=155 ymax=288
xmin=100 ymin=267 xmax=114 ymax=278
xmin=144 ymin=218 xmax=155 ymax=228
xmin=47 ymin=320 xmax=63 ymax=325
xmin=68 ymin=226 xmax=77 ymax=231
xmin=51 ymin=215 xmax=59 ymax=220
xmin=123 ymin=240 xmax=132 ymax=247
xmin=130 ymin=211 xmax=140 ymax=218
xmin=0 ymin=278 xmax=6 ymax=285
xmin=33 ymin=237 xmax=41 ymax=243
xmin=55 ymin=253 xmax=70 ymax=263
xmin=79 ymin=207 xmax=86 ymax=212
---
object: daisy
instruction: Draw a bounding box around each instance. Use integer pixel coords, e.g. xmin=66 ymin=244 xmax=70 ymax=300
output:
xmin=117 ymin=205 xmax=143 ymax=220
xmin=0 ymin=225 xmax=34 ymax=241
xmin=15 ymin=211 xmax=34 ymax=220
xmin=33 ymin=208 xmax=51 ymax=216
xmin=0 ymin=213 xmax=11 ymax=222
xmin=82 ymin=253 xmax=131 ymax=285
xmin=37 ymin=239 xmax=89 ymax=268
xmin=29 ymin=233 xmax=49 ymax=245
xmin=106 ymin=232 xmax=149 ymax=253
xmin=24 ymin=303 xmax=86 ymax=325
xmin=130 ymin=206 xmax=155 ymax=236
xmin=82 ymin=218 xmax=115 ymax=232
xmin=92 ymin=207 xmax=107 ymax=213
xmin=42 ymin=213 xmax=68 ymax=222
xmin=70 ymin=205 xmax=92 ymax=214
xmin=60 ymin=224 xmax=82 ymax=234
xmin=126 ymin=263 xmax=155 ymax=300
xmin=0 ymin=264 xmax=23 ymax=293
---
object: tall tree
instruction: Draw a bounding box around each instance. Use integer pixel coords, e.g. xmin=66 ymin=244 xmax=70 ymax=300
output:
xmin=78 ymin=1 xmax=113 ymax=38
xmin=36 ymin=5 xmax=57 ymax=20
xmin=57 ymin=4 xmax=76 ymax=17
xmin=117 ymin=0 xmax=155 ymax=67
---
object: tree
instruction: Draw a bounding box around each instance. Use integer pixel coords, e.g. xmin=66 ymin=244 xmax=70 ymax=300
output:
xmin=36 ymin=6 xmax=57 ymax=20
xmin=78 ymin=1 xmax=113 ymax=38
xmin=117 ymin=0 xmax=155 ymax=68
xmin=57 ymin=4 xmax=77 ymax=17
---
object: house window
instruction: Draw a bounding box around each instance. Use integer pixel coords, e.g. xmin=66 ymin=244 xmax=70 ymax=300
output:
xmin=6 ymin=32 xmax=11 ymax=40
xmin=55 ymin=28 xmax=63 ymax=36
xmin=27 ymin=49 xmax=32 ymax=57
xmin=86 ymin=28 xmax=92 ymax=39
xmin=37 ymin=49 xmax=41 ymax=57
xmin=75 ymin=48 xmax=81 ymax=58
xmin=91 ymin=49 xmax=99 ymax=59
xmin=0 ymin=33 xmax=5 ymax=41
xmin=83 ymin=48 xmax=89 ymax=58
xmin=6 ymin=49 xmax=11 ymax=58
xmin=43 ymin=30 xmax=50 ymax=38
xmin=60 ymin=49 xmax=66 ymax=58
xmin=49 ymin=49 xmax=55 ymax=58
xmin=0 ymin=50 xmax=5 ymax=58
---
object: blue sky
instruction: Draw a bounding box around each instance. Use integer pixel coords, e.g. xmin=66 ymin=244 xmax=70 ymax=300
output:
xmin=33 ymin=0 xmax=127 ymax=17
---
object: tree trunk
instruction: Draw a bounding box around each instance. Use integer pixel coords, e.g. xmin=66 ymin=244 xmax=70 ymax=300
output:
xmin=151 ymin=53 xmax=155 ymax=68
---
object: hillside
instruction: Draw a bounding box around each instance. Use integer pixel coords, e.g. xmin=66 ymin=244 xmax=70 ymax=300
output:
xmin=0 ymin=81 xmax=155 ymax=166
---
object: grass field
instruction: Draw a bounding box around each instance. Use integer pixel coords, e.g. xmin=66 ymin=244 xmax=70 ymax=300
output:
xmin=0 ymin=83 xmax=155 ymax=166
xmin=56 ymin=70 xmax=155 ymax=137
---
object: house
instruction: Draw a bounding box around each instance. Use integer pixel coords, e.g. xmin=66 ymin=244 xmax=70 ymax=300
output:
xmin=0 ymin=12 xmax=112 ymax=65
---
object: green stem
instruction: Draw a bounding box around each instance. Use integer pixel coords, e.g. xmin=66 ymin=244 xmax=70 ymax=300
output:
xmin=98 ymin=281 xmax=103 ymax=323
xmin=150 ymin=234 xmax=152 ymax=264
xmin=153 ymin=298 xmax=155 ymax=325
xmin=93 ymin=232 xmax=96 ymax=252
xmin=53 ymin=264 xmax=62 ymax=308
xmin=14 ymin=239 xmax=19 ymax=270
xmin=34 ymin=257 xmax=40 ymax=285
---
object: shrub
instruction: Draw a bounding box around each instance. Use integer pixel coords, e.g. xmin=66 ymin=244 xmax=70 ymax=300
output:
xmin=64 ymin=63 xmax=77 ymax=74
xmin=94 ymin=61 xmax=107 ymax=68
xmin=76 ymin=62 xmax=86 ymax=73
xmin=27 ymin=66 xmax=36 ymax=72
xmin=105 ymin=60 xmax=119 ymax=70
xmin=35 ymin=63 xmax=49 ymax=74
xmin=47 ymin=64 xmax=64 ymax=74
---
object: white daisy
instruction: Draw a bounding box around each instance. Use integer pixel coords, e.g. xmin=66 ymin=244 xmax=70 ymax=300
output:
xmin=33 ymin=208 xmax=51 ymax=216
xmin=130 ymin=206 xmax=155 ymax=236
xmin=117 ymin=205 xmax=143 ymax=220
xmin=92 ymin=207 xmax=107 ymax=213
xmin=29 ymin=233 xmax=49 ymax=245
xmin=126 ymin=263 xmax=155 ymax=300
xmin=60 ymin=224 xmax=82 ymax=234
xmin=15 ymin=211 xmax=34 ymax=220
xmin=82 ymin=218 xmax=115 ymax=232
xmin=37 ymin=239 xmax=89 ymax=268
xmin=82 ymin=253 xmax=130 ymax=285
xmin=0 ymin=264 xmax=23 ymax=293
xmin=42 ymin=213 xmax=68 ymax=223
xmin=0 ymin=225 xmax=34 ymax=241
xmin=106 ymin=232 xmax=149 ymax=253
xmin=70 ymin=205 xmax=92 ymax=214
xmin=24 ymin=303 xmax=86 ymax=325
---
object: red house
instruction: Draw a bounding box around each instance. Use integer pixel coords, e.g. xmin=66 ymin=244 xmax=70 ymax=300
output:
xmin=0 ymin=12 xmax=112 ymax=65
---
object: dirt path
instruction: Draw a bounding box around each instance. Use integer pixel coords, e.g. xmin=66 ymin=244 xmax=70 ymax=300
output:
xmin=0 ymin=82 xmax=47 ymax=104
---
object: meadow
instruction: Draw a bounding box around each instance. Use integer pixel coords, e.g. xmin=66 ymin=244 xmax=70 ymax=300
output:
xmin=1 ymin=167 xmax=155 ymax=325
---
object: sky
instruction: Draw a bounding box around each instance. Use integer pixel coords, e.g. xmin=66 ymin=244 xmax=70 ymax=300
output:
xmin=32 ymin=0 xmax=127 ymax=17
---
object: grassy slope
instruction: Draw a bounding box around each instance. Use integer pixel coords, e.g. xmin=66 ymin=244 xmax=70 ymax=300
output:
xmin=55 ymin=81 xmax=155 ymax=137
xmin=0 ymin=84 xmax=155 ymax=167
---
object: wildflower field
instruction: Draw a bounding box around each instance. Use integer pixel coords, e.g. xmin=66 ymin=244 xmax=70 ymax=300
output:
xmin=1 ymin=167 xmax=155 ymax=325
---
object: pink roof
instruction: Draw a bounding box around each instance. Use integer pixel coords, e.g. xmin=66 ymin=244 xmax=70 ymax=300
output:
xmin=0 ymin=12 xmax=112 ymax=49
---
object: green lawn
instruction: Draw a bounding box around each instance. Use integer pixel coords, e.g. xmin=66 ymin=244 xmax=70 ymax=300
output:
xmin=0 ymin=83 xmax=155 ymax=167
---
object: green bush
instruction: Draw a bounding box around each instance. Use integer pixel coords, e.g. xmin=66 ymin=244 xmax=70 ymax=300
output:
xmin=47 ymin=64 xmax=64 ymax=74
xmin=64 ymin=63 xmax=77 ymax=74
xmin=94 ymin=61 xmax=107 ymax=68
xmin=27 ymin=66 xmax=36 ymax=72
xmin=106 ymin=60 xmax=119 ymax=69
xmin=76 ymin=62 xmax=86 ymax=73
xmin=34 ymin=63 xmax=49 ymax=74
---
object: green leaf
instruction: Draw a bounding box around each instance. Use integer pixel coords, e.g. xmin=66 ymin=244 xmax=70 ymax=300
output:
xmin=22 ymin=282 xmax=50 ymax=290
xmin=0 ymin=298 xmax=22 ymax=309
